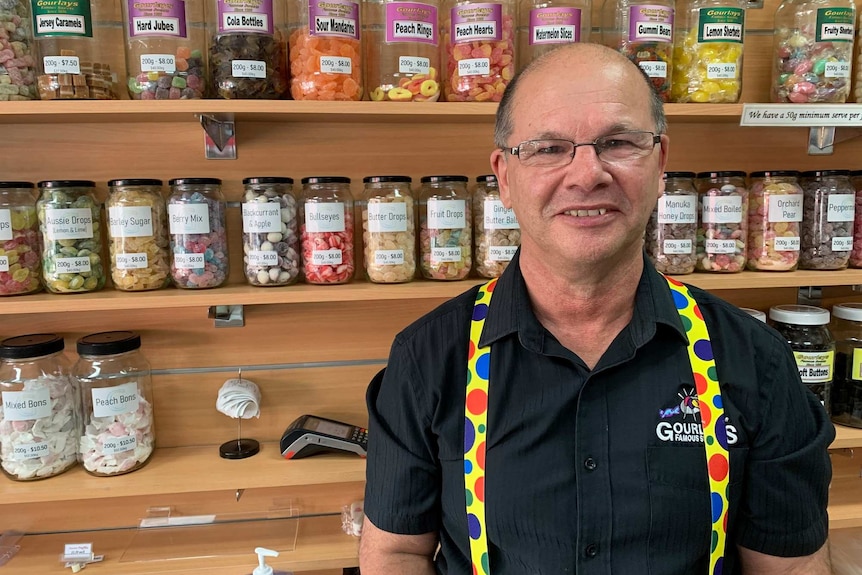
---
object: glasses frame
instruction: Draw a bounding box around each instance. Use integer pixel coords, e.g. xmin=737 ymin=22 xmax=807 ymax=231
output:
xmin=504 ymin=131 xmax=662 ymax=167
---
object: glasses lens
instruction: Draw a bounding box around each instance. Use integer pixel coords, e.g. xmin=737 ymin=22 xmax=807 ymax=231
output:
xmin=596 ymin=132 xmax=655 ymax=162
xmin=519 ymin=140 xmax=575 ymax=167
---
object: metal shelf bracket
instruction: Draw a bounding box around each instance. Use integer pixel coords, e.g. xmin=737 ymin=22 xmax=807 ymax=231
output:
xmin=208 ymin=305 xmax=245 ymax=327
xmin=196 ymin=113 xmax=237 ymax=160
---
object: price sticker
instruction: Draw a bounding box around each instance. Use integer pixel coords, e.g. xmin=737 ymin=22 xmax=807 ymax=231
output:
xmin=232 ymin=59 xmax=266 ymax=78
xmin=431 ymin=247 xmax=461 ymax=262
xmin=174 ymin=253 xmax=205 ymax=269
xmin=707 ymin=63 xmax=736 ymax=79
xmin=14 ymin=441 xmax=50 ymax=460
xmin=638 ymin=61 xmax=667 ymax=78
xmin=705 ymin=239 xmax=737 ymax=254
xmin=825 ymin=61 xmax=851 ymax=78
xmin=320 ymin=56 xmax=352 ymax=74
xmin=374 ymin=249 xmax=405 ymax=266
xmin=140 ymin=53 xmax=176 ymax=73
xmin=312 ymin=249 xmax=343 ymax=266
xmin=833 ymin=236 xmax=853 ymax=251
xmin=43 ymin=56 xmax=80 ymax=75
xmin=116 ymin=253 xmax=148 ymax=269
xmin=0 ymin=255 xmax=7 ymax=272
xmin=458 ymin=58 xmax=490 ymax=77
xmin=774 ymin=236 xmax=800 ymax=251
xmin=63 ymin=543 xmax=93 ymax=561
xmin=398 ymin=56 xmax=430 ymax=75
xmin=248 ymin=251 xmax=278 ymax=266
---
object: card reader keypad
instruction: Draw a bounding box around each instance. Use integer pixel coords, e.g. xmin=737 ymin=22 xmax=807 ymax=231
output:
xmin=352 ymin=427 xmax=368 ymax=445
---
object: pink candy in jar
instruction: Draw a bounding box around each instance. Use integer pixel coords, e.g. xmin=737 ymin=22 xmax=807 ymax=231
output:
xmin=300 ymin=177 xmax=355 ymax=285
xmin=746 ymin=170 xmax=803 ymax=272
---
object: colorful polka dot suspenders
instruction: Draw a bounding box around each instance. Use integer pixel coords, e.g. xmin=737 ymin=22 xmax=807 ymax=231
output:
xmin=464 ymin=276 xmax=731 ymax=575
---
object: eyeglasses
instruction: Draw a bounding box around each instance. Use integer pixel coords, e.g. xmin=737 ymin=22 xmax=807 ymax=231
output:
xmin=504 ymin=131 xmax=662 ymax=168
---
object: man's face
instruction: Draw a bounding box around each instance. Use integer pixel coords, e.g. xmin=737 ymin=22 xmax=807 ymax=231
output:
xmin=491 ymin=52 xmax=669 ymax=270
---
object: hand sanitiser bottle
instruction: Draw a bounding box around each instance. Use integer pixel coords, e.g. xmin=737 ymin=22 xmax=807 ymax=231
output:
xmin=250 ymin=547 xmax=290 ymax=575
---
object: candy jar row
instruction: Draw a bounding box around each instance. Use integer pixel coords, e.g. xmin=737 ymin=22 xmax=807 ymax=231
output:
xmin=647 ymin=169 xmax=862 ymax=275
xmin=0 ymin=331 xmax=155 ymax=481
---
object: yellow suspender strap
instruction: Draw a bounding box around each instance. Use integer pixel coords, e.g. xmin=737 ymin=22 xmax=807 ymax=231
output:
xmin=464 ymin=276 xmax=731 ymax=575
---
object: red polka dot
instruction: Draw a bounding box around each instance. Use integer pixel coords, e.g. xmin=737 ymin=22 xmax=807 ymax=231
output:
xmin=477 ymin=441 xmax=486 ymax=470
xmin=467 ymin=389 xmax=488 ymax=416
xmin=468 ymin=340 xmax=475 ymax=360
xmin=693 ymin=373 xmax=708 ymax=395
xmin=700 ymin=403 xmax=712 ymax=426
xmin=709 ymin=454 xmax=728 ymax=481
xmin=694 ymin=305 xmax=703 ymax=320
xmin=487 ymin=279 xmax=497 ymax=292
xmin=666 ymin=276 xmax=682 ymax=286
xmin=473 ymin=565 xmax=478 ymax=575
xmin=475 ymin=476 xmax=485 ymax=502
xmin=723 ymin=512 xmax=728 ymax=531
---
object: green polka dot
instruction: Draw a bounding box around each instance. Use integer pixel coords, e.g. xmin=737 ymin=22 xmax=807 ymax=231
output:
xmin=707 ymin=366 xmax=717 ymax=381
xmin=706 ymin=436 xmax=714 ymax=445
xmin=680 ymin=315 xmax=693 ymax=332
xmin=476 ymin=291 xmax=484 ymax=301
xmin=466 ymin=370 xmax=472 ymax=384
xmin=482 ymin=552 xmax=490 ymax=573
xmin=711 ymin=530 xmax=718 ymax=552
xmin=466 ymin=490 xmax=473 ymax=505
xmin=478 ymin=424 xmax=486 ymax=433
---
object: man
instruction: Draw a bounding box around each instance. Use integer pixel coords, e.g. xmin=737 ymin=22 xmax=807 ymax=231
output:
xmin=360 ymin=43 xmax=834 ymax=574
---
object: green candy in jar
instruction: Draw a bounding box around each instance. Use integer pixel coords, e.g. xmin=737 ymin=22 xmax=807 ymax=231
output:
xmin=37 ymin=180 xmax=106 ymax=294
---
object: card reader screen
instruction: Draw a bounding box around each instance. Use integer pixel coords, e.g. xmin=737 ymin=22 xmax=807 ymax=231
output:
xmin=306 ymin=417 xmax=352 ymax=438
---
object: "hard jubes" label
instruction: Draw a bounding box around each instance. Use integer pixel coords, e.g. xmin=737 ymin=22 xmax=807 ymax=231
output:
xmin=128 ymin=0 xmax=187 ymax=38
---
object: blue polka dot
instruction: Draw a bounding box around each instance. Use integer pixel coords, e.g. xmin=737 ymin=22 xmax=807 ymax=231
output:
xmin=472 ymin=303 xmax=489 ymax=321
xmin=672 ymin=290 xmax=689 ymax=310
xmin=694 ymin=339 xmax=713 ymax=361
xmin=464 ymin=418 xmax=476 ymax=453
xmin=468 ymin=514 xmax=482 ymax=539
xmin=713 ymin=558 xmax=724 ymax=575
xmin=712 ymin=394 xmax=723 ymax=409
xmin=464 ymin=460 xmax=473 ymax=474
xmin=714 ymin=416 xmax=729 ymax=450
xmin=475 ymin=352 xmax=490 ymax=380
xmin=711 ymin=492 xmax=723 ymax=523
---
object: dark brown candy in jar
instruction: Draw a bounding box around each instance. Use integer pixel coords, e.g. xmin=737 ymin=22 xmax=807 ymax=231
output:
xmin=799 ymin=170 xmax=854 ymax=270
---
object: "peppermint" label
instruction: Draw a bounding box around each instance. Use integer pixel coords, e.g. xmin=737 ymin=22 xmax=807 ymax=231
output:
xmin=827 ymin=194 xmax=855 ymax=222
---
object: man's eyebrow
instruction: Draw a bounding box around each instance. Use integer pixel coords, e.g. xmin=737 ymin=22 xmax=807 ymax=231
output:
xmin=528 ymin=125 xmax=640 ymax=141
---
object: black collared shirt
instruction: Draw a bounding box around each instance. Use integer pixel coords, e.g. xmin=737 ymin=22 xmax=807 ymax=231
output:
xmin=365 ymin=253 xmax=834 ymax=575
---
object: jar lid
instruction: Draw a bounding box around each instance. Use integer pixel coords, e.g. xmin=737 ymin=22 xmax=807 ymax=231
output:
xmin=0 ymin=181 xmax=35 ymax=189
xmin=832 ymin=303 xmax=862 ymax=322
xmin=363 ymin=176 xmax=411 ymax=183
xmin=0 ymin=334 xmax=64 ymax=359
xmin=420 ymin=175 xmax=468 ymax=183
xmin=477 ymin=174 xmax=497 ymax=183
xmin=169 ymin=178 xmax=222 ymax=186
xmin=108 ymin=179 xmax=164 ymax=187
xmin=301 ymin=176 xmax=351 ymax=185
xmin=695 ymin=171 xmax=747 ymax=179
xmin=38 ymin=180 xmax=96 ymax=188
xmin=769 ymin=304 xmax=830 ymax=325
xmin=749 ymin=170 xmax=800 ymax=178
xmin=800 ymin=170 xmax=850 ymax=178
xmin=243 ymin=177 xmax=294 ymax=185
xmin=77 ymin=331 xmax=142 ymax=355
xmin=740 ymin=308 xmax=766 ymax=322
xmin=850 ymin=170 xmax=862 ymax=177
xmin=663 ymin=171 xmax=696 ymax=179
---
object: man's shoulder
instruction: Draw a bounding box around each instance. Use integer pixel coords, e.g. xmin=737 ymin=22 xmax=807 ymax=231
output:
xmin=393 ymin=283 xmax=481 ymax=348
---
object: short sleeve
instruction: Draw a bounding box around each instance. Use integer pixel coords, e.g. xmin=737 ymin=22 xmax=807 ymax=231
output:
xmin=734 ymin=335 xmax=835 ymax=556
xmin=364 ymin=337 xmax=441 ymax=535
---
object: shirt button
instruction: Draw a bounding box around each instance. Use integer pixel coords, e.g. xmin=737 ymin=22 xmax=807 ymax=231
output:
xmin=584 ymin=457 xmax=597 ymax=471
xmin=585 ymin=543 xmax=599 ymax=558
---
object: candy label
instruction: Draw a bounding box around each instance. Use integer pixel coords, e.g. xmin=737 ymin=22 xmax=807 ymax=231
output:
xmin=431 ymin=246 xmax=461 ymax=262
xmin=32 ymin=0 xmax=93 ymax=38
xmin=529 ymin=7 xmax=580 ymax=45
xmin=767 ymin=194 xmax=803 ymax=222
xmin=657 ymin=196 xmax=696 ymax=224
xmin=242 ymin=202 xmax=281 ymax=233
xmin=702 ymin=195 xmax=743 ymax=223
xmin=2 ymin=388 xmax=51 ymax=421
xmin=638 ymin=60 xmax=667 ymax=78
xmin=815 ymin=8 xmax=854 ymax=42
xmin=0 ymin=209 xmax=11 ymax=241
xmin=116 ymin=252 xmax=149 ymax=269
xmin=232 ymin=59 xmax=267 ymax=78
xmin=128 ymin=0 xmax=187 ymax=38
xmin=707 ymin=63 xmax=736 ymax=79
xmin=11 ymin=441 xmax=50 ymax=461
xmin=852 ymin=348 xmax=862 ymax=380
xmin=0 ymin=256 xmax=7 ymax=272
xmin=217 ymin=0 xmax=274 ymax=34
xmin=102 ymin=434 xmax=137 ymax=455
xmin=489 ymin=245 xmax=517 ymax=261
xmin=451 ymin=3 xmax=502 ymax=43
xmin=697 ymin=7 xmax=743 ymax=43
xmin=56 ymin=256 xmax=91 ymax=273
xmin=312 ymin=248 xmax=343 ymax=265
xmin=320 ymin=56 xmax=352 ymax=74
xmin=483 ymin=199 xmax=518 ymax=229
xmin=427 ymin=199 xmax=466 ymax=229
xmin=305 ymin=203 xmax=345 ymax=232
xmin=828 ymin=194 xmax=855 ymax=222
xmin=368 ymin=203 xmax=408 ymax=233
xmin=386 ymin=2 xmax=437 ymax=44
xmin=248 ymin=250 xmax=278 ymax=266
xmin=374 ymin=249 xmax=405 ymax=265
xmin=663 ymin=239 xmax=692 ymax=254
xmin=309 ymin=0 xmax=360 ymax=39
xmin=168 ymin=204 xmax=210 ymax=234
xmin=825 ymin=61 xmax=851 ymax=78
xmin=141 ymin=54 xmax=176 ymax=73
xmin=832 ymin=236 xmax=853 ymax=251
xmin=398 ymin=56 xmax=430 ymax=74
xmin=45 ymin=208 xmax=94 ymax=240
xmin=42 ymin=55 xmax=81 ymax=74
xmin=109 ymin=206 xmax=154 ymax=238
xmin=628 ymin=4 xmax=673 ymax=43
xmin=773 ymin=236 xmax=800 ymax=251
xmin=705 ymin=239 xmax=737 ymax=254
xmin=793 ymin=350 xmax=833 ymax=383
xmin=174 ymin=252 xmax=205 ymax=268
xmin=92 ymin=382 xmax=139 ymax=417
xmin=458 ymin=57 xmax=490 ymax=76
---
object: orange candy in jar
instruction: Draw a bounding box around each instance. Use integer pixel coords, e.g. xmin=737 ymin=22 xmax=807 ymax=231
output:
xmin=288 ymin=0 xmax=363 ymax=100
xmin=442 ymin=0 xmax=516 ymax=101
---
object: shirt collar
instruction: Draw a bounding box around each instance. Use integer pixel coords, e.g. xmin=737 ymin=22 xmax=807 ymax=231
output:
xmin=478 ymin=250 xmax=688 ymax=351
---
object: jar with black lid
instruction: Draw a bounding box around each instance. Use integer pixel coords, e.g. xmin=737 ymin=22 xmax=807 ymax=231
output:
xmin=418 ymin=175 xmax=472 ymax=280
xmin=361 ymin=176 xmax=415 ymax=284
xmin=74 ymin=331 xmax=155 ymax=476
xmin=36 ymin=180 xmax=105 ymax=294
xmin=473 ymin=174 xmax=520 ymax=279
xmin=0 ymin=334 xmax=79 ymax=481
xmin=830 ymin=303 xmax=862 ymax=428
xmin=167 ymin=178 xmax=229 ymax=289
xmin=646 ymin=172 xmax=698 ymax=274
xmin=0 ymin=181 xmax=41 ymax=296
xmin=747 ymin=170 xmax=802 ymax=271
xmin=695 ymin=170 xmax=747 ymax=273
xmin=107 ymin=179 xmax=171 ymax=291
xmin=299 ymin=176 xmax=355 ymax=285
xmin=769 ymin=304 xmax=834 ymax=411
xmin=241 ymin=177 xmax=299 ymax=287
xmin=799 ymin=169 xmax=854 ymax=271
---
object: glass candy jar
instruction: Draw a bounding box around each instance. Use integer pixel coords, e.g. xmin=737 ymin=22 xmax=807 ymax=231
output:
xmin=0 ymin=182 xmax=41 ymax=295
xmin=646 ymin=171 xmax=698 ymax=274
xmin=746 ymin=170 xmax=802 ymax=271
xmin=299 ymin=177 xmax=355 ymax=285
xmin=831 ymin=303 xmax=862 ymax=428
xmin=241 ymin=177 xmax=300 ymax=287
xmin=361 ymin=176 xmax=416 ymax=284
xmin=472 ymin=174 xmax=519 ymax=278
xmin=695 ymin=170 xmax=747 ymax=272
xmin=799 ymin=170 xmax=854 ymax=270
xmin=418 ymin=175 xmax=472 ymax=280
xmin=0 ymin=0 xmax=38 ymax=100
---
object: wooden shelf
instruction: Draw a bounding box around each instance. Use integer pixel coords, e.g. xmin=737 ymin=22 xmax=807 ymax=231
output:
xmin=1 ymin=514 xmax=358 ymax=574
xmin=833 ymin=424 xmax=862 ymax=450
xmin=1 ymin=269 xmax=860 ymax=316
xmin=829 ymin=454 xmax=862 ymax=529
xmin=0 ymin=443 xmax=364 ymax=505
xmin=0 ymin=99 xmax=744 ymax=125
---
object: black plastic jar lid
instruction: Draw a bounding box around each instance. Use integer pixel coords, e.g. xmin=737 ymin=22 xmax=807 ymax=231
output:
xmin=301 ymin=176 xmax=351 ymax=185
xmin=477 ymin=174 xmax=497 ymax=183
xmin=749 ymin=170 xmax=800 ymax=178
xmin=768 ymin=304 xmax=830 ymax=326
xmin=0 ymin=181 xmax=35 ymax=189
xmin=168 ymin=178 xmax=222 ymax=186
xmin=800 ymin=169 xmax=851 ymax=178
xmin=851 ymin=170 xmax=862 ymax=177
xmin=663 ymin=171 xmax=696 ymax=179
xmin=38 ymin=180 xmax=96 ymax=188
xmin=0 ymin=334 xmax=64 ymax=359
xmin=243 ymin=177 xmax=294 ymax=185
xmin=695 ymin=171 xmax=747 ymax=179
xmin=77 ymin=331 xmax=142 ymax=356
xmin=421 ymin=175 xmax=469 ymax=183
xmin=108 ymin=179 xmax=164 ymax=187
xmin=363 ymin=176 xmax=412 ymax=183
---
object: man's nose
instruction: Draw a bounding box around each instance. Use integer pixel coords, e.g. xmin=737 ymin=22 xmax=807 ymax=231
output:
xmin=564 ymin=144 xmax=611 ymax=188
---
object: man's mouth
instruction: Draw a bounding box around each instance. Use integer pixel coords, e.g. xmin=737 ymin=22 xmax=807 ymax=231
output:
xmin=562 ymin=208 xmax=608 ymax=217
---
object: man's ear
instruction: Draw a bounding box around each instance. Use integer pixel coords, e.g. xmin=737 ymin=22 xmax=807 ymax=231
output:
xmin=491 ymin=148 xmax=513 ymax=209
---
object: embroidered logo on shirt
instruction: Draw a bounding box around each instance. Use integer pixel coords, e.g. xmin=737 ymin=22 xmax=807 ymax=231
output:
xmin=655 ymin=387 xmax=738 ymax=445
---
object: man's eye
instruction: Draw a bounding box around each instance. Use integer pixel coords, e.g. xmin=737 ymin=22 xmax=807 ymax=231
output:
xmin=601 ymin=138 xmax=638 ymax=150
xmin=535 ymin=144 xmax=567 ymax=155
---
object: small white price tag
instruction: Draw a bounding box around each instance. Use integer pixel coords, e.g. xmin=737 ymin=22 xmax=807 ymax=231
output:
xmin=116 ymin=253 xmax=148 ymax=269
xmin=140 ymin=53 xmax=176 ymax=73
xmin=773 ymin=236 xmax=800 ymax=251
xmin=398 ymin=56 xmax=430 ymax=75
xmin=833 ymin=236 xmax=853 ymax=251
xmin=706 ymin=63 xmax=736 ymax=79
xmin=374 ymin=249 xmax=404 ymax=266
xmin=174 ymin=253 xmax=205 ymax=269
xmin=431 ymin=247 xmax=461 ymax=262
xmin=662 ymin=239 xmax=693 ymax=255
xmin=638 ymin=61 xmax=667 ymax=78
xmin=312 ymin=249 xmax=343 ymax=266
xmin=43 ymin=55 xmax=80 ymax=75
xmin=458 ymin=58 xmax=490 ymax=77
xmin=320 ymin=56 xmax=352 ymax=74
xmin=231 ymin=59 xmax=266 ymax=78
xmin=63 ymin=543 xmax=93 ymax=561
